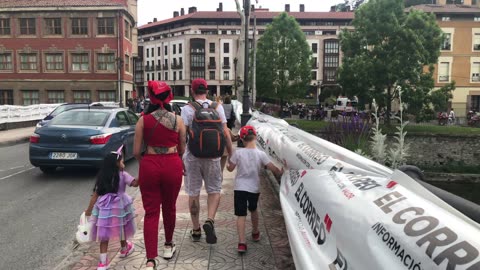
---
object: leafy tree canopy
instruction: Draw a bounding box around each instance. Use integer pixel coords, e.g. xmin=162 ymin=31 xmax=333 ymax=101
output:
xmin=338 ymin=0 xmax=443 ymax=124
xmin=256 ymin=12 xmax=312 ymax=104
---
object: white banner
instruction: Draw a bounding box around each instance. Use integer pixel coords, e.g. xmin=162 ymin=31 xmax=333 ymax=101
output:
xmin=246 ymin=111 xmax=480 ymax=270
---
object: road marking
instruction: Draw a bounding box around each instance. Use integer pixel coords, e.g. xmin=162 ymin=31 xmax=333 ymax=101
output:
xmin=0 ymin=167 xmax=35 ymax=181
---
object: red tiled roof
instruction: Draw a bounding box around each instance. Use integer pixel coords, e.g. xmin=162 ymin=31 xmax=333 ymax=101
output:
xmin=0 ymin=0 xmax=125 ymax=8
xmin=407 ymin=4 xmax=480 ymax=13
xmin=139 ymin=11 xmax=354 ymax=30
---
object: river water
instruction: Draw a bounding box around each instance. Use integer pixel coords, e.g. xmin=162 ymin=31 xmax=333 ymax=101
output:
xmin=428 ymin=181 xmax=480 ymax=205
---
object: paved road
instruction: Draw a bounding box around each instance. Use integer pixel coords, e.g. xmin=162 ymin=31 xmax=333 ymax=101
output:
xmin=0 ymin=143 xmax=139 ymax=270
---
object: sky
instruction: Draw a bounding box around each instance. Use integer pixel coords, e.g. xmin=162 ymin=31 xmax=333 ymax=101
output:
xmin=137 ymin=0 xmax=342 ymax=26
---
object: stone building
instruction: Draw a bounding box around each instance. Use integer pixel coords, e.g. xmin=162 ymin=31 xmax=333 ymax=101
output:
xmin=136 ymin=4 xmax=354 ymax=99
xmin=0 ymin=0 xmax=138 ymax=106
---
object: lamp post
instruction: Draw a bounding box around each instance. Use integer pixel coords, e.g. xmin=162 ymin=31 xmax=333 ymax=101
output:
xmin=234 ymin=57 xmax=238 ymax=97
xmin=317 ymin=80 xmax=323 ymax=108
xmin=241 ymin=0 xmax=251 ymax=127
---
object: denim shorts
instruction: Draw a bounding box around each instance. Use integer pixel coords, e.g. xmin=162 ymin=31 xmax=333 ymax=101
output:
xmin=183 ymin=152 xmax=222 ymax=196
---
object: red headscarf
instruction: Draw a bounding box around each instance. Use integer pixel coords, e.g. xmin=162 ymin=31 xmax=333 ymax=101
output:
xmin=147 ymin=80 xmax=173 ymax=107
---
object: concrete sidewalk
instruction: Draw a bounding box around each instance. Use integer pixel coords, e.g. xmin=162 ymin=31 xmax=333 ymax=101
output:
xmin=0 ymin=126 xmax=35 ymax=147
xmin=67 ymin=166 xmax=295 ymax=270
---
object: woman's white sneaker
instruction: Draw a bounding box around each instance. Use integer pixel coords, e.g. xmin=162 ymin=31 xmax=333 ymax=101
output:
xmin=163 ymin=243 xmax=176 ymax=259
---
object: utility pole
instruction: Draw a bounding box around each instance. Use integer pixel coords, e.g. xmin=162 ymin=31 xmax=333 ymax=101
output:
xmin=252 ymin=14 xmax=257 ymax=106
xmin=241 ymin=0 xmax=251 ymax=127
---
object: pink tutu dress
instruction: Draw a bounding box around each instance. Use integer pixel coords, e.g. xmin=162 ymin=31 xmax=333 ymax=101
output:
xmin=89 ymin=171 xmax=136 ymax=242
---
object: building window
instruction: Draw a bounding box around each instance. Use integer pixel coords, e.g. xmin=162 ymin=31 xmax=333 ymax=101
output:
xmin=19 ymin=18 xmax=36 ymax=35
xmin=223 ymin=57 xmax=230 ymax=68
xmin=72 ymin=18 xmax=88 ymax=35
xmin=323 ymin=39 xmax=340 ymax=83
xmin=312 ymin=43 xmax=318 ymax=54
xmin=158 ymin=47 xmax=161 ymax=57
xmin=442 ymin=33 xmax=452 ymax=50
xmin=324 ymin=55 xmax=339 ymax=68
xmin=0 ymin=90 xmax=13 ymax=105
xmin=97 ymin=53 xmax=115 ymax=71
xmin=158 ymin=72 xmax=161 ymax=80
xmin=0 ymin=18 xmax=11 ymax=35
xmin=125 ymin=55 xmax=130 ymax=73
xmin=192 ymin=55 xmax=205 ymax=68
xmin=164 ymin=72 xmax=168 ymax=80
xmin=312 ymin=57 xmax=318 ymax=69
xmin=311 ymin=71 xmax=317 ymax=80
xmin=439 ymin=62 xmax=450 ymax=82
xmin=223 ymin=71 xmax=230 ymax=80
xmin=146 ymin=48 xmax=149 ymax=58
xmin=472 ymin=62 xmax=480 ymax=82
xmin=223 ymin=43 xmax=230 ymax=53
xmin=474 ymin=33 xmax=480 ymax=51
xmin=47 ymin=91 xmax=64 ymax=103
xmin=99 ymin=90 xmax=116 ymax=102
xmin=165 ymin=46 xmax=168 ymax=55
xmin=325 ymin=40 xmax=339 ymax=54
xmin=45 ymin=18 xmax=62 ymax=35
xmin=173 ymin=71 xmax=177 ymax=81
xmin=442 ymin=17 xmax=450 ymax=21
xmin=152 ymin=73 xmax=155 ymax=80
xmin=20 ymin=53 xmax=37 ymax=70
xmin=209 ymin=43 xmax=215 ymax=53
xmin=124 ymin=20 xmax=130 ymax=40
xmin=179 ymin=71 xmax=183 ymax=80
xmin=147 ymin=73 xmax=150 ymax=81
xmin=150 ymin=48 xmax=154 ymax=57
xmin=45 ymin=53 xmax=64 ymax=71
xmin=22 ymin=90 xmax=39 ymax=105
xmin=0 ymin=53 xmax=12 ymax=70
xmin=72 ymin=53 xmax=89 ymax=71
xmin=179 ymin=44 xmax=183 ymax=54
xmin=173 ymin=44 xmax=177 ymax=54
xmin=209 ymin=71 xmax=215 ymax=80
xmin=97 ymin=18 xmax=114 ymax=35
xmin=73 ymin=91 xmax=91 ymax=103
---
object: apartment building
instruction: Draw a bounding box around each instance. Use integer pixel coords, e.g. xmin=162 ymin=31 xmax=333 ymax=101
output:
xmin=0 ymin=0 xmax=138 ymax=106
xmin=411 ymin=0 xmax=480 ymax=117
xmin=137 ymin=4 xmax=354 ymax=98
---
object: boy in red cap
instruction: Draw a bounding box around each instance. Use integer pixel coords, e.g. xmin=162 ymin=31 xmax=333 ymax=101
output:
xmin=227 ymin=125 xmax=283 ymax=253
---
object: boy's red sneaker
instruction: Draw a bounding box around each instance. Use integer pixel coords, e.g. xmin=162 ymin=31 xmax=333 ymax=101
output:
xmin=238 ymin=243 xmax=247 ymax=253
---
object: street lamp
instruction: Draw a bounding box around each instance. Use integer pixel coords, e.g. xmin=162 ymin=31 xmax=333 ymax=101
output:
xmin=317 ymin=80 xmax=323 ymax=107
xmin=234 ymin=57 xmax=238 ymax=97
xmin=241 ymin=0 xmax=252 ymax=127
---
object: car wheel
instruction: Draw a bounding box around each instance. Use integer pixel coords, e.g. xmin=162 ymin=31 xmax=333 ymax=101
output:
xmin=39 ymin=166 xmax=57 ymax=174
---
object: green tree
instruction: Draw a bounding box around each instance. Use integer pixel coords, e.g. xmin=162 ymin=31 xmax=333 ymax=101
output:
xmin=338 ymin=0 xmax=443 ymax=124
xmin=256 ymin=13 xmax=312 ymax=107
xmin=430 ymin=81 xmax=456 ymax=112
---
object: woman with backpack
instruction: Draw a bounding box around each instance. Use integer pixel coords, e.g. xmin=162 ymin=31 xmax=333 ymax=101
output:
xmin=222 ymin=96 xmax=236 ymax=129
xmin=133 ymin=81 xmax=186 ymax=269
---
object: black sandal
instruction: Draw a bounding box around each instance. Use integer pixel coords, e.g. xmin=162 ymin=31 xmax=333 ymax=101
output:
xmin=145 ymin=259 xmax=156 ymax=270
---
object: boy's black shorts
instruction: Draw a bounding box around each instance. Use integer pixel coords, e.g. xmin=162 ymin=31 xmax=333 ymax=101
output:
xmin=234 ymin=190 xmax=260 ymax=216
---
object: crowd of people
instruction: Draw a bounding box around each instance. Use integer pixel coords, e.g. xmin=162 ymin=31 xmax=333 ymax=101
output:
xmin=84 ymin=78 xmax=283 ymax=270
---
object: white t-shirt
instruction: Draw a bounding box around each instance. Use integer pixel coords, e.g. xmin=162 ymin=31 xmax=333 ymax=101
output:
xmin=181 ymin=99 xmax=227 ymax=127
xmin=181 ymin=99 xmax=227 ymax=160
xmin=230 ymin=148 xmax=271 ymax=193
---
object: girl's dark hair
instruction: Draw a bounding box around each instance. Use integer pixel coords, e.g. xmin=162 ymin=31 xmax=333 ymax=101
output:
xmin=224 ymin=96 xmax=232 ymax=104
xmin=93 ymin=153 xmax=121 ymax=195
xmin=144 ymin=90 xmax=173 ymax=115
xmin=155 ymin=90 xmax=170 ymax=101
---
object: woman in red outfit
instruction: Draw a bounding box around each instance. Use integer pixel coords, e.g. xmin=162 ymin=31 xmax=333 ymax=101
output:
xmin=133 ymin=81 xmax=186 ymax=269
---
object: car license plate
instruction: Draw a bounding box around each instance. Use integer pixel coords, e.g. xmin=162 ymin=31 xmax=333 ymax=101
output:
xmin=50 ymin=152 xmax=78 ymax=160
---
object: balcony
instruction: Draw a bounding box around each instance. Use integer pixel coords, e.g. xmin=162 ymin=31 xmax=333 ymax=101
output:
xmin=171 ymin=63 xmax=183 ymax=69
xmin=145 ymin=65 xmax=154 ymax=71
xmin=163 ymin=64 xmax=169 ymax=70
xmin=439 ymin=75 xmax=450 ymax=82
xmin=156 ymin=65 xmax=162 ymax=70
xmin=222 ymin=62 xmax=230 ymax=69
xmin=208 ymin=63 xmax=216 ymax=69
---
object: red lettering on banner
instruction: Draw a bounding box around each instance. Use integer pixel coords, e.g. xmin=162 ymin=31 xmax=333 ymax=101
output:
xmin=324 ymin=214 xmax=333 ymax=233
xmin=387 ymin=181 xmax=398 ymax=189
xmin=301 ymin=170 xmax=307 ymax=178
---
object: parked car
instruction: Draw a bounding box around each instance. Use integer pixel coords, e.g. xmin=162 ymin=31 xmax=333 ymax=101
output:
xmin=143 ymin=98 xmax=188 ymax=116
xmin=35 ymin=103 xmax=105 ymax=129
xmin=29 ymin=107 xmax=138 ymax=173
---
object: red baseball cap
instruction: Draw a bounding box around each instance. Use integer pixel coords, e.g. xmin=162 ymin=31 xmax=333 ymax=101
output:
xmin=240 ymin=125 xmax=257 ymax=139
xmin=147 ymin=80 xmax=173 ymax=105
xmin=191 ymin=78 xmax=208 ymax=93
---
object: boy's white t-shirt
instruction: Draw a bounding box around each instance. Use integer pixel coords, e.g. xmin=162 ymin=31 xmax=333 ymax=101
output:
xmin=230 ymin=148 xmax=272 ymax=193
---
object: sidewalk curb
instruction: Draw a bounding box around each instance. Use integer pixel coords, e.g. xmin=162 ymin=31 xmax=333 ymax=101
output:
xmin=0 ymin=136 xmax=30 ymax=147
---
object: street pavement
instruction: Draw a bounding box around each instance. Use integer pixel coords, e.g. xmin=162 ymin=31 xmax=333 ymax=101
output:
xmin=0 ymin=128 xmax=295 ymax=270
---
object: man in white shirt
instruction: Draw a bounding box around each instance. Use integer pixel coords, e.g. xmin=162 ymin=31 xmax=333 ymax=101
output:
xmin=449 ymin=108 xmax=455 ymax=125
xmin=181 ymin=78 xmax=233 ymax=244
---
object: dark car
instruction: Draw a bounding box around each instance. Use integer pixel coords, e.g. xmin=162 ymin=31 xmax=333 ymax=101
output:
xmin=29 ymin=107 xmax=138 ymax=173
xmin=143 ymin=98 xmax=188 ymax=115
xmin=35 ymin=103 xmax=105 ymax=129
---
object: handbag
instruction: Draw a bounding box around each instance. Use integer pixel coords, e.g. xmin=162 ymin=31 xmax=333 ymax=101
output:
xmin=76 ymin=212 xmax=93 ymax=243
